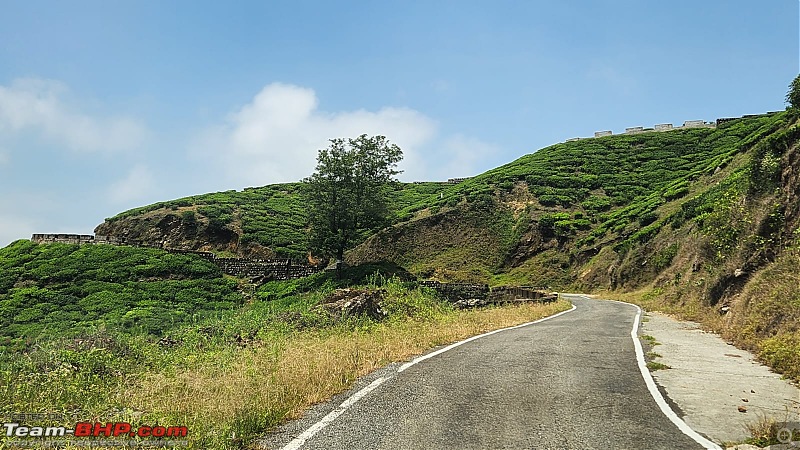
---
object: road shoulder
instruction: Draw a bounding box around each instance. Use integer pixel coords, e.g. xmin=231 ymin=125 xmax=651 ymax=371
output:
xmin=641 ymin=312 xmax=800 ymax=446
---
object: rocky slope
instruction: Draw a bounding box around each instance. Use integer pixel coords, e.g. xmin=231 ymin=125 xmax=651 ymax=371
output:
xmin=351 ymin=109 xmax=800 ymax=379
xmin=93 ymin=182 xmax=450 ymax=259
xmin=94 ymin=206 xmax=269 ymax=257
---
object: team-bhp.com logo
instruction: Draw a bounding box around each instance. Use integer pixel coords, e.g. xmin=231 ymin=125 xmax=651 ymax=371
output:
xmin=4 ymin=421 xmax=188 ymax=438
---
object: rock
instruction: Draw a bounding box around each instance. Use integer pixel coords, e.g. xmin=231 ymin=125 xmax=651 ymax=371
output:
xmin=320 ymin=288 xmax=387 ymax=320
xmin=737 ymin=405 xmax=748 ymax=413
xmin=734 ymin=268 xmax=747 ymax=277
xmin=157 ymin=336 xmax=180 ymax=347
xmin=453 ymin=298 xmax=490 ymax=309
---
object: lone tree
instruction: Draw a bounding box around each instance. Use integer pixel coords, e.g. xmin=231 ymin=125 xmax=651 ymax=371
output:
xmin=303 ymin=134 xmax=403 ymax=275
xmin=788 ymin=74 xmax=800 ymax=110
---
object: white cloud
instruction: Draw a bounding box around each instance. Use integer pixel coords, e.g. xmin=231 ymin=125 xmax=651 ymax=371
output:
xmin=440 ymin=134 xmax=499 ymax=178
xmin=397 ymin=134 xmax=499 ymax=182
xmin=195 ymin=82 xmax=438 ymax=185
xmin=0 ymin=78 xmax=147 ymax=153
xmin=108 ymin=164 xmax=157 ymax=204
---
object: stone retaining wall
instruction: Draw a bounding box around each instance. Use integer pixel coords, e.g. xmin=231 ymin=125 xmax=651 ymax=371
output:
xmin=419 ymin=281 xmax=555 ymax=304
xmin=419 ymin=281 xmax=490 ymax=301
xmin=31 ymin=233 xmax=321 ymax=281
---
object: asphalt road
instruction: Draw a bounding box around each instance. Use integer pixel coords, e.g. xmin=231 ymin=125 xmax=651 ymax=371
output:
xmin=263 ymin=295 xmax=710 ymax=450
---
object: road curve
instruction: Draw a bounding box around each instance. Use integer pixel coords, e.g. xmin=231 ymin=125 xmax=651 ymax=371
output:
xmin=264 ymin=295 xmax=713 ymax=450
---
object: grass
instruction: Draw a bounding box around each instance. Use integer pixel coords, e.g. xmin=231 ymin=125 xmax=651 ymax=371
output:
xmin=606 ymin=248 xmax=800 ymax=383
xmin=5 ymin=108 xmax=800 ymax=447
xmin=640 ymin=334 xmax=660 ymax=346
xmin=130 ymin=298 xmax=570 ymax=448
xmin=0 ymin=274 xmax=570 ymax=449
xmin=95 ymin=114 xmax=788 ymax=279
xmin=0 ymin=241 xmax=242 ymax=349
xmin=640 ymin=334 xmax=666 ymax=371
xmin=741 ymin=413 xmax=784 ymax=447
xmin=646 ymin=361 xmax=671 ymax=371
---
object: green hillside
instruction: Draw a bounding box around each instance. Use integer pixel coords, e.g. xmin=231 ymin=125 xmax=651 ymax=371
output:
xmin=96 ymin=181 xmax=451 ymax=259
xmin=0 ymin=240 xmax=243 ymax=350
xmin=3 ymin=101 xmax=799 ymax=449
xmin=86 ymin=110 xmax=796 ymax=295
xmin=94 ymin=113 xmax=784 ymax=269
xmin=350 ymin=113 xmax=789 ymax=282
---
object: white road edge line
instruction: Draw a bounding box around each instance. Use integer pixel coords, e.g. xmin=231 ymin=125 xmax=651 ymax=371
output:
xmin=595 ymin=295 xmax=722 ymax=450
xmin=281 ymin=301 xmax=578 ymax=450
xmin=398 ymin=302 xmax=577 ymax=372
xmin=281 ymin=376 xmax=387 ymax=450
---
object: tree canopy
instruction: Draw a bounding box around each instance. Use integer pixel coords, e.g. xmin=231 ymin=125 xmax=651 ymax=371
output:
xmin=787 ymin=74 xmax=800 ymax=109
xmin=303 ymin=135 xmax=403 ymax=269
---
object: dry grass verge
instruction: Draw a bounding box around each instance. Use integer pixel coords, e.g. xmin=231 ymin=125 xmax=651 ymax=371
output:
xmin=124 ymin=299 xmax=571 ymax=448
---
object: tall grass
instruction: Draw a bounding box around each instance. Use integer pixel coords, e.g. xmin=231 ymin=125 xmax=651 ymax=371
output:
xmin=0 ymin=278 xmax=569 ymax=449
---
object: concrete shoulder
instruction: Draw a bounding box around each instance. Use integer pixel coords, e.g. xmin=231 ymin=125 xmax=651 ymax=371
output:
xmin=641 ymin=312 xmax=800 ymax=445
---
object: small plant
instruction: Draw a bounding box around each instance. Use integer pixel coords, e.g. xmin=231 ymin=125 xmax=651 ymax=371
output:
xmin=646 ymin=361 xmax=671 ymax=371
xmin=641 ymin=334 xmax=660 ymax=345
xmin=743 ymin=413 xmax=782 ymax=447
xmin=181 ymin=210 xmax=197 ymax=226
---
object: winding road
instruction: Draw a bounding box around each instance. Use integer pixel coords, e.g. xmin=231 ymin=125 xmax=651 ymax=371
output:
xmin=263 ymin=295 xmax=719 ymax=450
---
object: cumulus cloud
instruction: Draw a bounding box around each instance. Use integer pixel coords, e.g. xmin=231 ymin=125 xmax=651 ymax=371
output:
xmin=196 ymin=82 xmax=438 ymax=185
xmin=439 ymin=134 xmax=499 ymax=178
xmin=108 ymin=164 xmax=157 ymax=204
xmin=0 ymin=78 xmax=147 ymax=153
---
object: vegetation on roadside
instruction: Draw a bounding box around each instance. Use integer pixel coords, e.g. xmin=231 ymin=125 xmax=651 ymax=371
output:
xmin=0 ymin=262 xmax=570 ymax=449
xmin=0 ymin=240 xmax=242 ymax=351
xmin=303 ymin=134 xmax=404 ymax=267
xmin=645 ymin=361 xmax=671 ymax=371
xmin=7 ymin=76 xmax=800 ymax=448
xmin=741 ymin=414 xmax=784 ymax=448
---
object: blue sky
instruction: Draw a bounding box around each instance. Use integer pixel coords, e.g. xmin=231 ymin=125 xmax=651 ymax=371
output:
xmin=0 ymin=0 xmax=797 ymax=246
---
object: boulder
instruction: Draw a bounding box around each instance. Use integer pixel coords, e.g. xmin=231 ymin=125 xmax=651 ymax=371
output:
xmin=320 ymin=288 xmax=387 ymax=320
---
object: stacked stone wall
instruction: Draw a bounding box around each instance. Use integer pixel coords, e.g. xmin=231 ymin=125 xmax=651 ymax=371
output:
xmin=30 ymin=233 xmax=321 ymax=281
xmin=419 ymin=281 xmax=489 ymax=300
xmin=420 ymin=281 xmax=555 ymax=303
